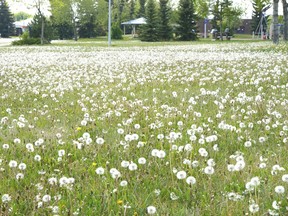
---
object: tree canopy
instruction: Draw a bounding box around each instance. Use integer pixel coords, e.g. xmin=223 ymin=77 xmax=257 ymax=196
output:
xmin=0 ymin=0 xmax=14 ymax=37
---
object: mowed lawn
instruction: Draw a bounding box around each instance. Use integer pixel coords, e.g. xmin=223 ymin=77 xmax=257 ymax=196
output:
xmin=0 ymin=41 xmax=288 ymax=215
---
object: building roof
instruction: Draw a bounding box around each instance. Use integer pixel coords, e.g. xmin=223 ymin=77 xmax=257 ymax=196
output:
xmin=14 ymin=18 xmax=32 ymax=28
xmin=121 ymin=17 xmax=147 ymax=25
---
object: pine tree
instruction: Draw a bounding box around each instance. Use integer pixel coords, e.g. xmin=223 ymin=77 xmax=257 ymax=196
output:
xmin=140 ymin=0 xmax=158 ymax=41
xmin=0 ymin=0 xmax=15 ymax=38
xmin=130 ymin=0 xmax=135 ymax=19
xmin=29 ymin=13 xmax=53 ymax=43
xmin=176 ymin=0 xmax=197 ymax=41
xmin=158 ymin=0 xmax=172 ymax=41
xmin=138 ymin=0 xmax=146 ymax=17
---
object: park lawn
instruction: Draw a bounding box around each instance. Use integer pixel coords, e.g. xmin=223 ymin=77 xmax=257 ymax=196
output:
xmin=0 ymin=41 xmax=288 ymax=215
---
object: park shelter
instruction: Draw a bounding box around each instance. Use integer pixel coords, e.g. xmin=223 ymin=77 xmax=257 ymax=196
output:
xmin=121 ymin=17 xmax=146 ymax=36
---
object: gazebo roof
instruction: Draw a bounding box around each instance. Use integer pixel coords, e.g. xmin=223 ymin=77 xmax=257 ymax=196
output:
xmin=121 ymin=17 xmax=147 ymax=25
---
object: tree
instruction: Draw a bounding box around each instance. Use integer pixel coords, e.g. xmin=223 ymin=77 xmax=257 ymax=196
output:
xmin=77 ymin=0 xmax=97 ymax=38
xmin=33 ymin=0 xmax=50 ymax=44
xmin=50 ymin=0 xmax=74 ymax=39
xmin=273 ymin=0 xmax=279 ymax=44
xmin=194 ymin=0 xmax=210 ymax=19
xmin=210 ymin=0 xmax=241 ymax=39
xmin=29 ymin=12 xmax=54 ymax=43
xmin=176 ymin=0 xmax=197 ymax=41
xmin=14 ymin=11 xmax=32 ymax=21
xmin=130 ymin=0 xmax=136 ymax=19
xmin=251 ymin=0 xmax=270 ymax=34
xmin=140 ymin=0 xmax=158 ymax=41
xmin=282 ymin=0 xmax=288 ymax=41
xmin=138 ymin=0 xmax=146 ymax=17
xmin=222 ymin=2 xmax=242 ymax=36
xmin=158 ymin=0 xmax=172 ymax=41
xmin=210 ymin=0 xmax=220 ymax=29
xmin=0 ymin=0 xmax=15 ymax=38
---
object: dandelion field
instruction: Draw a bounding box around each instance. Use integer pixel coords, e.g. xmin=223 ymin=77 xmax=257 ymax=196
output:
xmin=0 ymin=42 xmax=288 ymax=215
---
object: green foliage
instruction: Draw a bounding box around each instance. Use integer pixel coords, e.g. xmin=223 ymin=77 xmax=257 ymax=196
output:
xmin=130 ymin=0 xmax=136 ymax=19
xmin=194 ymin=0 xmax=210 ymax=19
xmin=12 ymin=32 xmax=41 ymax=45
xmin=176 ymin=0 xmax=197 ymax=41
xmin=14 ymin=11 xmax=32 ymax=21
xmin=0 ymin=0 xmax=15 ymax=38
xmin=138 ymin=0 xmax=146 ymax=17
xmin=79 ymin=15 xmax=97 ymax=38
xmin=251 ymin=0 xmax=270 ymax=33
xmin=140 ymin=0 xmax=159 ymax=41
xmin=158 ymin=0 xmax=173 ymax=41
xmin=29 ymin=13 xmax=54 ymax=43
xmin=53 ymin=22 xmax=74 ymax=40
xmin=111 ymin=23 xmax=123 ymax=39
xmin=210 ymin=0 xmax=220 ymax=29
xmin=2 ymin=42 xmax=288 ymax=215
xmin=210 ymin=0 xmax=242 ymax=36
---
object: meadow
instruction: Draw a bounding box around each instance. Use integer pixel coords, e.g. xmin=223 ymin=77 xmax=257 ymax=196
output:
xmin=0 ymin=41 xmax=288 ymax=215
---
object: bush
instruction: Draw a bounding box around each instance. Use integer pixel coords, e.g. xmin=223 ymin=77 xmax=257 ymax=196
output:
xmin=112 ymin=24 xmax=123 ymax=40
xmin=12 ymin=32 xmax=41 ymax=45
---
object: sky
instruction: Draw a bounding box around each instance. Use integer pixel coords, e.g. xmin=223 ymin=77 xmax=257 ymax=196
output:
xmin=7 ymin=0 xmax=283 ymax=19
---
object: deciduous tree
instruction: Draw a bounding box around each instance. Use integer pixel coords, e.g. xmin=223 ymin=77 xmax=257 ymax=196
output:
xmin=273 ymin=0 xmax=279 ymax=44
xmin=282 ymin=0 xmax=288 ymax=41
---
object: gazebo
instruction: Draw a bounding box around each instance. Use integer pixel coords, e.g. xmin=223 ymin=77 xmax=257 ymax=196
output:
xmin=121 ymin=17 xmax=147 ymax=36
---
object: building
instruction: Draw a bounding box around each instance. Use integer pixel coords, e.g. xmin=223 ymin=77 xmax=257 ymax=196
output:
xmin=14 ymin=18 xmax=32 ymax=36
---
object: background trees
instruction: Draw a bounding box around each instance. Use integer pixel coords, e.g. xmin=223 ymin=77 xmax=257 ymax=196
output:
xmin=176 ymin=0 xmax=197 ymax=41
xmin=282 ymin=0 xmax=288 ymax=40
xmin=158 ymin=0 xmax=173 ymax=41
xmin=251 ymin=0 xmax=270 ymax=34
xmin=140 ymin=0 xmax=158 ymax=41
xmin=0 ymin=0 xmax=14 ymax=37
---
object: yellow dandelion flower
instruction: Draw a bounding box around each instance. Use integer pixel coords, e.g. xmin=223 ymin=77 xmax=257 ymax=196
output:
xmin=117 ymin=200 xmax=123 ymax=205
xmin=92 ymin=162 xmax=97 ymax=166
xmin=76 ymin=127 xmax=82 ymax=131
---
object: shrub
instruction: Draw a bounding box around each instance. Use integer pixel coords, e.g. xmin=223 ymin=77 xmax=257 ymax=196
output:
xmin=112 ymin=24 xmax=123 ymax=40
xmin=12 ymin=32 xmax=42 ymax=45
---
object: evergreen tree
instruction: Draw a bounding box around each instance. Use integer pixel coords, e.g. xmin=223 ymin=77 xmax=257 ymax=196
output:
xmin=138 ymin=0 xmax=146 ymax=17
xmin=140 ymin=0 xmax=158 ymax=41
xmin=130 ymin=0 xmax=136 ymax=19
xmin=29 ymin=13 xmax=54 ymax=43
xmin=78 ymin=15 xmax=97 ymax=38
xmin=0 ymin=0 xmax=15 ymax=38
xmin=176 ymin=0 xmax=197 ymax=41
xmin=158 ymin=0 xmax=172 ymax=41
xmin=251 ymin=0 xmax=270 ymax=34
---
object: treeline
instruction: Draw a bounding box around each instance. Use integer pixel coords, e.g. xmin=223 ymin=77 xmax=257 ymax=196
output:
xmin=3 ymin=0 xmax=287 ymax=44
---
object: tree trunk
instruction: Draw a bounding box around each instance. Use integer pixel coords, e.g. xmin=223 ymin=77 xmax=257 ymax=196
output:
xmin=273 ymin=0 xmax=279 ymax=44
xmin=283 ymin=0 xmax=288 ymax=41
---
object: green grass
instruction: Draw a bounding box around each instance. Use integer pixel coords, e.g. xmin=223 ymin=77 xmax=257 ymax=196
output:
xmin=0 ymin=42 xmax=288 ymax=215
xmin=49 ymin=34 xmax=267 ymax=47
